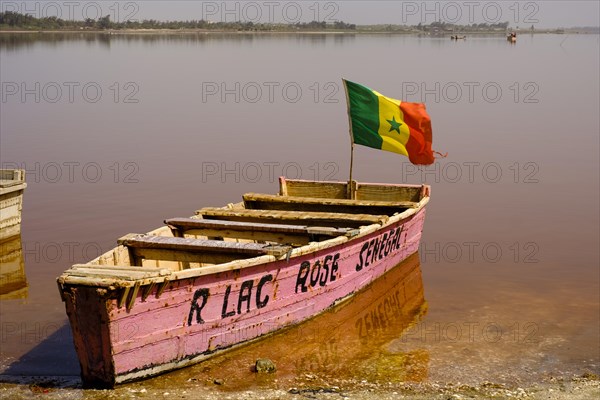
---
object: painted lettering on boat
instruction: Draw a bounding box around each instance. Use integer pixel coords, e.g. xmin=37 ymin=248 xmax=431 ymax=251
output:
xmin=355 ymin=226 xmax=404 ymax=272
xmin=187 ymin=274 xmax=273 ymax=326
xmin=295 ymin=253 xmax=340 ymax=293
xmin=187 ymin=288 xmax=210 ymax=326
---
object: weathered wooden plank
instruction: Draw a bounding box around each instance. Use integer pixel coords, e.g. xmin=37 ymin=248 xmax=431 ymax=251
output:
xmin=126 ymin=282 xmax=141 ymax=311
xmin=243 ymin=193 xmax=417 ymax=214
xmin=141 ymin=282 xmax=155 ymax=301
xmin=118 ymin=234 xmax=290 ymax=257
xmin=196 ymin=208 xmax=387 ymax=228
xmin=280 ymin=178 xmax=348 ymax=199
xmin=71 ymin=264 xmax=171 ymax=275
xmin=165 ymin=217 xmax=359 ymax=246
xmin=117 ymin=287 xmax=130 ymax=308
xmin=129 ymin=248 xmax=251 ymax=266
xmin=58 ymin=275 xmax=165 ymax=288
xmin=165 ymin=218 xmax=356 ymax=238
xmin=278 ymin=176 xmax=288 ymax=196
xmin=0 ymin=169 xmax=25 ymax=188
xmin=354 ymin=183 xmax=423 ymax=202
xmin=184 ymin=229 xmax=312 ymax=246
xmin=117 ymin=234 xmax=291 ymax=267
xmin=0 ymin=179 xmax=23 ymax=188
xmin=165 ymin=218 xmax=353 ymax=235
xmin=63 ymin=268 xmax=162 ymax=281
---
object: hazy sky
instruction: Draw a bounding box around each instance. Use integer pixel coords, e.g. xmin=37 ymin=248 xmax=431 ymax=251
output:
xmin=5 ymin=1 xmax=600 ymax=28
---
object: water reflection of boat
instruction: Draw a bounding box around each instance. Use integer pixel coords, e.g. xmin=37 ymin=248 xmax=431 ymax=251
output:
xmin=0 ymin=235 xmax=28 ymax=300
xmin=0 ymin=169 xmax=27 ymax=242
xmin=57 ymin=177 xmax=430 ymax=388
xmin=158 ymin=252 xmax=428 ymax=388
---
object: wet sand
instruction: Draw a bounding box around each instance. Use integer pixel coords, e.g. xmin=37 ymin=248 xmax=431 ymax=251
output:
xmin=1 ymin=375 xmax=599 ymax=399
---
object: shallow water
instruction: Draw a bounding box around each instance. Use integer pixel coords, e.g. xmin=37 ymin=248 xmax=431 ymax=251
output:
xmin=0 ymin=32 xmax=598 ymax=390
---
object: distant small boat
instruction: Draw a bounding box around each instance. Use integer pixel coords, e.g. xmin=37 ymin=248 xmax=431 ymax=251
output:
xmin=57 ymin=177 xmax=430 ymax=388
xmin=507 ymin=33 xmax=517 ymax=42
xmin=0 ymin=169 xmax=26 ymax=242
xmin=451 ymin=35 xmax=466 ymax=40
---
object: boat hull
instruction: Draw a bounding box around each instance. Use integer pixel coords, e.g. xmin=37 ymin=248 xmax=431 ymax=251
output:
xmin=61 ymin=207 xmax=426 ymax=387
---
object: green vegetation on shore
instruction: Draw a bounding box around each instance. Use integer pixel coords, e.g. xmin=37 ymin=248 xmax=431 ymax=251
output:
xmin=2 ymin=11 xmax=594 ymax=34
xmin=0 ymin=11 xmax=358 ymax=32
xmin=1 ymin=11 xmax=578 ymax=34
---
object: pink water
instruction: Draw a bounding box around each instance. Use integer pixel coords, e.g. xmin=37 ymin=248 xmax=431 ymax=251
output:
xmin=0 ymin=32 xmax=598 ymax=386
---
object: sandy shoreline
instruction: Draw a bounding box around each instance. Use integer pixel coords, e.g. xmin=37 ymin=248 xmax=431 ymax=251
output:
xmin=1 ymin=375 xmax=598 ymax=399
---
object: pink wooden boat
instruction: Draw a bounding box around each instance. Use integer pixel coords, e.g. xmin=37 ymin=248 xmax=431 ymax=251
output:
xmin=57 ymin=177 xmax=431 ymax=388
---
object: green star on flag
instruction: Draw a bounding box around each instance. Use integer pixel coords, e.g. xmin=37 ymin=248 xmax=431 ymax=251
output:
xmin=387 ymin=116 xmax=402 ymax=133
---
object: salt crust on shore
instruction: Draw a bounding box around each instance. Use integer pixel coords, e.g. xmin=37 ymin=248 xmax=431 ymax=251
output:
xmin=1 ymin=375 xmax=598 ymax=399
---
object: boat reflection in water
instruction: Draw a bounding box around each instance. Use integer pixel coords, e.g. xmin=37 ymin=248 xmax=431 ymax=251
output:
xmin=0 ymin=235 xmax=28 ymax=300
xmin=157 ymin=252 xmax=428 ymax=390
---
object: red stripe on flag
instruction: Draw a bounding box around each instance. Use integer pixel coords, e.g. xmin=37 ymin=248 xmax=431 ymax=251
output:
xmin=399 ymin=102 xmax=434 ymax=165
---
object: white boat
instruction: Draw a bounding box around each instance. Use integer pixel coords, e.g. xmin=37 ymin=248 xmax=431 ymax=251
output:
xmin=0 ymin=169 xmax=26 ymax=242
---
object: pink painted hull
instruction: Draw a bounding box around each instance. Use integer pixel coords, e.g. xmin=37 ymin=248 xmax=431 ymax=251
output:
xmin=62 ymin=207 xmax=426 ymax=387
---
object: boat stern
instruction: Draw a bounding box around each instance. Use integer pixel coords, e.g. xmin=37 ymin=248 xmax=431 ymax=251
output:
xmin=59 ymin=283 xmax=117 ymax=388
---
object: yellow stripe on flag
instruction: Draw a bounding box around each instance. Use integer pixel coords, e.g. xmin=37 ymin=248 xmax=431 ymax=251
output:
xmin=373 ymin=91 xmax=410 ymax=156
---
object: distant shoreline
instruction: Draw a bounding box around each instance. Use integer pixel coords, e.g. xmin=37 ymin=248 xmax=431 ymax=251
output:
xmin=0 ymin=28 xmax=592 ymax=35
xmin=2 ymin=10 xmax=597 ymax=35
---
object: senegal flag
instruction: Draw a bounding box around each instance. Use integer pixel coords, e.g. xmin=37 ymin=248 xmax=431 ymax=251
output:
xmin=343 ymin=79 xmax=435 ymax=165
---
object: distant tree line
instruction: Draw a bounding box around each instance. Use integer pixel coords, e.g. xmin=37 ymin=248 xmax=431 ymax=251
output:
xmin=0 ymin=11 xmax=356 ymax=31
xmin=360 ymin=20 xmax=510 ymax=33
xmin=1 ymin=11 xmax=517 ymax=33
xmin=414 ymin=20 xmax=510 ymax=32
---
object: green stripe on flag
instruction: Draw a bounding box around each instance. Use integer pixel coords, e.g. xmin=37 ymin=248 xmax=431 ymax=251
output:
xmin=344 ymin=80 xmax=382 ymax=150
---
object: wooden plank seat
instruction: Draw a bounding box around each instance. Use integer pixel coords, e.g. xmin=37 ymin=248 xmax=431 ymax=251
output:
xmin=196 ymin=208 xmax=388 ymax=228
xmin=118 ymin=234 xmax=291 ymax=266
xmin=243 ymin=192 xmax=418 ymax=215
xmin=60 ymin=265 xmax=171 ymax=281
xmin=164 ymin=217 xmax=359 ymax=245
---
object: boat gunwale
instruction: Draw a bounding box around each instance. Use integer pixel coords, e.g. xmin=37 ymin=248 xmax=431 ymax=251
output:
xmin=0 ymin=169 xmax=27 ymax=195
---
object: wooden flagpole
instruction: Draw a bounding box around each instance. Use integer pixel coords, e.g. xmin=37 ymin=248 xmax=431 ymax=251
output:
xmin=348 ymin=143 xmax=355 ymax=199
xmin=342 ymin=79 xmax=355 ymax=200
